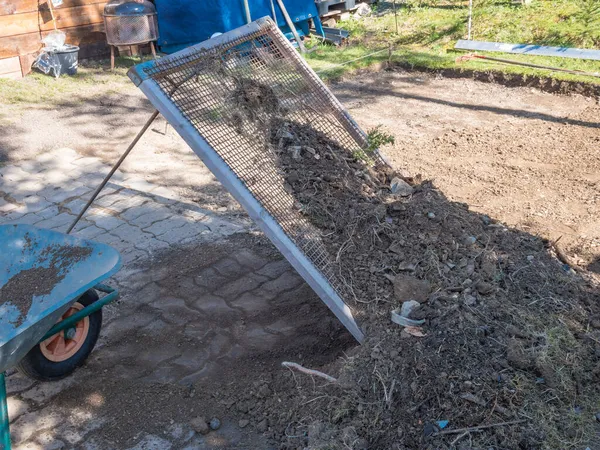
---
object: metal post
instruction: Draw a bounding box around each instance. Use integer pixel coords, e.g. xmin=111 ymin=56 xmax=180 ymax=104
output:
xmin=66 ymin=110 xmax=159 ymax=234
xmin=468 ymin=0 xmax=473 ymax=40
xmin=392 ymin=0 xmax=399 ymax=34
xmin=243 ymin=0 xmax=252 ymax=24
xmin=275 ymin=0 xmax=306 ymax=54
xmin=0 ymin=373 xmax=10 ymax=450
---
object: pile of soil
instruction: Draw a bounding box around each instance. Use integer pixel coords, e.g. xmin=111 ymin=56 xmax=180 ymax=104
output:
xmin=0 ymin=237 xmax=92 ymax=326
xmin=220 ymin=81 xmax=600 ymax=449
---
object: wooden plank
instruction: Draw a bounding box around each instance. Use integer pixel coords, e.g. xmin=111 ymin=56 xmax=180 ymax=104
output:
xmin=0 ymin=70 xmax=22 ymax=79
xmin=0 ymin=0 xmax=105 ymax=15
xmin=0 ymin=23 xmax=106 ymax=59
xmin=0 ymin=33 xmax=40 ymax=59
xmin=0 ymin=56 xmax=21 ymax=74
xmin=0 ymin=12 xmax=39 ymax=37
xmin=39 ymin=3 xmax=107 ymax=31
xmin=0 ymin=0 xmax=37 ymax=15
xmin=0 ymin=3 xmax=106 ymax=38
xmin=46 ymin=0 xmax=106 ymax=9
xmin=19 ymin=52 xmax=37 ymax=76
xmin=50 ymin=23 xmax=106 ymax=45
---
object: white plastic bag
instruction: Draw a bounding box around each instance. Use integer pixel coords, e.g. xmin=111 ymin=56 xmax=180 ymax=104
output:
xmin=33 ymin=30 xmax=67 ymax=78
xmin=41 ymin=30 xmax=66 ymax=52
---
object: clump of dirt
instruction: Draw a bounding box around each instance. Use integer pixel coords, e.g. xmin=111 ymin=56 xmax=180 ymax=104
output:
xmin=231 ymin=78 xmax=282 ymax=122
xmin=214 ymin=88 xmax=600 ymax=449
xmin=0 ymin=239 xmax=93 ymax=327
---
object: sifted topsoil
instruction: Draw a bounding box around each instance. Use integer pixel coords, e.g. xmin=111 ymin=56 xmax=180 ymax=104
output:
xmin=0 ymin=237 xmax=92 ymax=327
xmin=220 ymin=80 xmax=600 ymax=449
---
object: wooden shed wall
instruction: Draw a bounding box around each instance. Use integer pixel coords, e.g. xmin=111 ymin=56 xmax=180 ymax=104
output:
xmin=0 ymin=0 xmax=108 ymax=79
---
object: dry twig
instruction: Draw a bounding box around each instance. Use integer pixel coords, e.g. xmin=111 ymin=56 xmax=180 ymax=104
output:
xmin=433 ymin=419 xmax=527 ymax=437
xmin=282 ymin=362 xmax=337 ymax=383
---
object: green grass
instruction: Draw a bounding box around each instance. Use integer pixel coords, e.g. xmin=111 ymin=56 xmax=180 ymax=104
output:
xmin=0 ymin=56 xmax=146 ymax=105
xmin=3 ymin=2 xmax=600 ymax=104
xmin=304 ymin=0 xmax=600 ymax=84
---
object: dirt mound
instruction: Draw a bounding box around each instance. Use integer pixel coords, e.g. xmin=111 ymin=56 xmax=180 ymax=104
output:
xmin=214 ymin=81 xmax=600 ymax=449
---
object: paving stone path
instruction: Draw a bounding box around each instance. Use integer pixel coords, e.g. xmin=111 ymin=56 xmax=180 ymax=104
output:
xmin=0 ymin=147 xmax=243 ymax=267
xmin=0 ymin=148 xmax=345 ymax=449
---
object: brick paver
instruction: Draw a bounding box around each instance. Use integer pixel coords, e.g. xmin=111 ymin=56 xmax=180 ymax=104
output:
xmin=0 ymin=148 xmax=305 ymax=449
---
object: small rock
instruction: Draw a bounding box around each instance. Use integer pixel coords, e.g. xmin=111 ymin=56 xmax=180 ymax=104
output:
xmin=390 ymin=177 xmax=414 ymax=197
xmin=398 ymin=261 xmax=416 ymax=272
xmin=482 ymin=215 xmax=491 ymax=225
xmin=353 ymin=2 xmax=371 ymax=16
xmin=466 ymin=263 xmax=475 ymax=275
xmin=427 ymin=212 xmax=436 ymax=219
xmin=390 ymin=201 xmax=406 ymax=212
xmin=374 ymin=204 xmax=387 ymax=220
xmin=527 ymin=255 xmax=534 ymax=262
xmin=475 ymin=281 xmax=494 ymax=295
xmin=464 ymin=236 xmax=477 ymax=246
xmin=385 ymin=273 xmax=430 ymax=303
xmin=190 ymin=417 xmax=210 ymax=435
xmin=463 ymin=294 xmax=477 ymax=306
xmin=217 ymin=206 xmax=228 ymax=212
xmin=239 ymin=419 xmax=249 ymax=428
xmin=304 ymin=146 xmax=316 ymax=155
xmin=209 ymin=417 xmax=221 ymax=430
xmin=257 ymin=384 xmax=271 ymax=398
xmin=288 ymin=146 xmax=302 ymax=159
xmin=400 ymin=329 xmax=412 ymax=339
xmin=423 ymin=422 xmax=436 ymax=437
xmin=595 ymin=412 xmax=600 ymax=422
xmin=277 ymin=129 xmax=294 ymax=140
xmin=480 ymin=256 xmax=496 ymax=278
xmin=257 ymin=418 xmax=268 ymax=433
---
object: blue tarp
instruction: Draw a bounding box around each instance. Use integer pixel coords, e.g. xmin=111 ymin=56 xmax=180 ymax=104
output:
xmin=154 ymin=0 xmax=322 ymax=53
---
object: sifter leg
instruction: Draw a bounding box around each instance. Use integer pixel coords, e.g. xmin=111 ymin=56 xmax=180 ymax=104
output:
xmin=0 ymin=373 xmax=10 ymax=450
xmin=110 ymin=46 xmax=115 ymax=70
xmin=150 ymin=41 xmax=157 ymax=59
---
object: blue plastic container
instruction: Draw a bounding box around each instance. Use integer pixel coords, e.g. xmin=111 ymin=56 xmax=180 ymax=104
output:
xmin=154 ymin=0 xmax=323 ymax=53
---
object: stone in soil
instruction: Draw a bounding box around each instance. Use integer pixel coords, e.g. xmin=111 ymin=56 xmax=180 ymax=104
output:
xmin=190 ymin=417 xmax=209 ymax=435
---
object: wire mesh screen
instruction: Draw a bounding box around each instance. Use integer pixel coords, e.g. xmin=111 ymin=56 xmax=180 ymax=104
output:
xmin=139 ymin=19 xmax=370 ymax=313
xmin=104 ymin=15 xmax=158 ymax=45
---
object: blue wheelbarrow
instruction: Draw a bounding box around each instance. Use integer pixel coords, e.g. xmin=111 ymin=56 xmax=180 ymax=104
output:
xmin=0 ymin=224 xmax=121 ymax=450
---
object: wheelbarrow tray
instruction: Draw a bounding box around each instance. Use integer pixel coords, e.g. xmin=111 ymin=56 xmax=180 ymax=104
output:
xmin=0 ymin=224 xmax=121 ymax=373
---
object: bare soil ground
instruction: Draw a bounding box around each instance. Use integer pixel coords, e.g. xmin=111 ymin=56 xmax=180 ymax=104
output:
xmin=334 ymin=68 xmax=600 ymax=274
xmin=201 ymin=74 xmax=600 ymax=450
xmin=3 ymin=65 xmax=600 ymax=449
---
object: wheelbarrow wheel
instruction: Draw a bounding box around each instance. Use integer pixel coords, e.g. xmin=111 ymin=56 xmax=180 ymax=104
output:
xmin=16 ymin=289 xmax=103 ymax=381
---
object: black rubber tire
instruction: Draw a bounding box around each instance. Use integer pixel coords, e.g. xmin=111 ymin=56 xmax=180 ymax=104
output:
xmin=16 ymin=289 xmax=103 ymax=381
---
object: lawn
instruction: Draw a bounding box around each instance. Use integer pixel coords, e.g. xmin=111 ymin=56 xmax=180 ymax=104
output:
xmin=305 ymin=0 xmax=600 ymax=84
xmin=2 ymin=0 xmax=600 ymax=105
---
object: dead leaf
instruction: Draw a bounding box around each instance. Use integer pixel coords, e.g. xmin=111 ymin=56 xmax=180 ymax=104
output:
xmin=404 ymin=326 xmax=426 ymax=337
